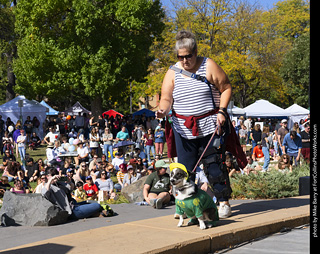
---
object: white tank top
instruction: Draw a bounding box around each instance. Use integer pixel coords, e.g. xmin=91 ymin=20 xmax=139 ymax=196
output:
xmin=172 ymin=57 xmax=221 ymax=139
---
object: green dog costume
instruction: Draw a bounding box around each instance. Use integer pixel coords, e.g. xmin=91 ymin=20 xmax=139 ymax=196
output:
xmin=175 ymin=188 xmax=219 ymax=226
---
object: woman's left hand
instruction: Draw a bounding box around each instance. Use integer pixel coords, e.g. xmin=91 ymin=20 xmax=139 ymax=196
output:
xmin=217 ymin=112 xmax=226 ymax=126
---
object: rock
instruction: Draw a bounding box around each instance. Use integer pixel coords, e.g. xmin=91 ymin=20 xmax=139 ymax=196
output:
xmin=0 ymin=191 xmax=69 ymax=226
xmin=121 ymin=176 xmax=148 ymax=203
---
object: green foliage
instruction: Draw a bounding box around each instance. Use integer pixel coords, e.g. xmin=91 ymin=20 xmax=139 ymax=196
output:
xmin=12 ymin=0 xmax=165 ymax=113
xmin=280 ymin=33 xmax=310 ymax=108
xmin=145 ymin=0 xmax=310 ymax=109
xmin=230 ymin=164 xmax=310 ymax=199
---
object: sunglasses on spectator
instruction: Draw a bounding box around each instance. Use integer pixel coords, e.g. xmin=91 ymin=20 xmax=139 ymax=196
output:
xmin=177 ymin=53 xmax=193 ymax=61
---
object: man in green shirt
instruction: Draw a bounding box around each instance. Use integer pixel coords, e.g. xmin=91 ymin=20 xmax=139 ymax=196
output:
xmin=143 ymin=160 xmax=171 ymax=209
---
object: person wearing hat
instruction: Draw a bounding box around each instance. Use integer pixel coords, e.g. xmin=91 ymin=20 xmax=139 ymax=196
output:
xmin=252 ymin=141 xmax=264 ymax=162
xmin=277 ymin=119 xmax=289 ymax=155
xmin=123 ymin=165 xmax=142 ymax=187
xmin=143 ymin=160 xmax=171 ymax=209
xmin=83 ymin=175 xmax=99 ymax=200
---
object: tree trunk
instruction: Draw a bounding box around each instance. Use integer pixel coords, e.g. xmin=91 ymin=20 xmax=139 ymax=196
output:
xmin=91 ymin=95 xmax=102 ymax=117
xmin=6 ymin=51 xmax=16 ymax=102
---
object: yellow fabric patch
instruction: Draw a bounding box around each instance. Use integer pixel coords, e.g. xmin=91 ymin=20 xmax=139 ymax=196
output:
xmin=193 ymin=198 xmax=200 ymax=206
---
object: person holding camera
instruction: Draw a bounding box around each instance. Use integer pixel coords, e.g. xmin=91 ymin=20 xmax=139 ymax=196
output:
xmin=42 ymin=167 xmax=105 ymax=220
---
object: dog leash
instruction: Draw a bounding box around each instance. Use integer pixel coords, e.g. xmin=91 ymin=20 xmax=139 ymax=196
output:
xmin=191 ymin=127 xmax=219 ymax=173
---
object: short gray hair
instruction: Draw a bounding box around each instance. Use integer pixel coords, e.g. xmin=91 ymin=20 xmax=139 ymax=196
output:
xmin=175 ymin=30 xmax=197 ymax=53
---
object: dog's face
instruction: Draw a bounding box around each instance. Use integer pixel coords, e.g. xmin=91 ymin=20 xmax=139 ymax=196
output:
xmin=170 ymin=167 xmax=188 ymax=187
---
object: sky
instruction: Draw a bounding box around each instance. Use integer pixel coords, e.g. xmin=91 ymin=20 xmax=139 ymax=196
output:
xmin=160 ymin=0 xmax=286 ymax=12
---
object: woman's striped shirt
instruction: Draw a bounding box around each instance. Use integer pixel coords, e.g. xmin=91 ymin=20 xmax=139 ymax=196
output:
xmin=172 ymin=57 xmax=221 ymax=139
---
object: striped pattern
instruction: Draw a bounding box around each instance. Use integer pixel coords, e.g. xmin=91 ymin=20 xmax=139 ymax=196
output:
xmin=172 ymin=57 xmax=221 ymax=139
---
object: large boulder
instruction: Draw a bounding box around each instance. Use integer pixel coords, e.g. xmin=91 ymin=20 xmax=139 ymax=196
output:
xmin=121 ymin=176 xmax=148 ymax=203
xmin=0 ymin=191 xmax=69 ymax=226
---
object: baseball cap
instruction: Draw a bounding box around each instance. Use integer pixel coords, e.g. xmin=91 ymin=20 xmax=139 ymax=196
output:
xmin=155 ymin=160 xmax=169 ymax=169
xmin=281 ymin=119 xmax=288 ymax=123
xmin=86 ymin=175 xmax=92 ymax=180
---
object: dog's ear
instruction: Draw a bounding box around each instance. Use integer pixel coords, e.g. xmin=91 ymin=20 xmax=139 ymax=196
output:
xmin=188 ymin=170 xmax=196 ymax=177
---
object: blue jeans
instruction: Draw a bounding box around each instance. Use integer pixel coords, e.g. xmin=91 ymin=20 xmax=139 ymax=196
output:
xmin=262 ymin=146 xmax=270 ymax=171
xmin=145 ymin=145 xmax=155 ymax=163
xmin=103 ymin=144 xmax=114 ymax=160
xmin=172 ymin=127 xmax=229 ymax=202
xmin=71 ymin=201 xmax=101 ymax=220
xmin=251 ymin=140 xmax=257 ymax=154
xmin=18 ymin=146 xmax=26 ymax=162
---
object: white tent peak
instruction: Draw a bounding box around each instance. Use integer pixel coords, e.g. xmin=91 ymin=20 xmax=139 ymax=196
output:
xmin=284 ymin=104 xmax=309 ymax=115
xmin=243 ymin=99 xmax=287 ymax=118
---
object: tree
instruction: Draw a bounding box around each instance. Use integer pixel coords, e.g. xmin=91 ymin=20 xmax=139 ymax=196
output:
xmin=144 ymin=0 xmax=310 ymax=109
xmin=0 ymin=0 xmax=17 ymax=103
xmin=13 ymin=0 xmax=165 ymax=115
xmin=280 ymin=33 xmax=309 ymax=108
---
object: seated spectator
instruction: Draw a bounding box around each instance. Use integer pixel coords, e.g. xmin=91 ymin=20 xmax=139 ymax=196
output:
xmin=78 ymin=162 xmax=90 ymax=183
xmin=112 ymin=152 xmax=125 ymax=172
xmin=136 ymin=157 xmax=147 ymax=175
xmin=252 ymin=142 xmax=264 ymax=162
xmin=74 ymin=181 xmax=87 ymax=202
xmin=116 ymin=126 xmax=129 ymax=141
xmin=42 ymin=167 xmax=104 ymax=220
xmin=225 ymin=155 xmax=241 ymax=177
xmin=10 ymin=179 xmax=27 ymax=194
xmin=0 ymin=176 xmax=11 ymax=197
xmin=68 ymin=129 xmax=78 ymax=139
xmin=61 ymin=136 xmax=70 ymax=152
xmin=77 ymin=142 xmax=89 ymax=164
xmin=243 ymin=154 xmax=262 ymax=175
xmin=16 ymin=168 xmax=32 ymax=193
xmin=33 ymin=172 xmax=48 ymax=194
xmin=95 ymin=170 xmax=116 ymax=200
xmin=0 ymin=149 xmax=16 ymax=172
xmin=134 ymin=147 xmax=148 ymax=168
xmin=2 ymin=161 xmax=18 ymax=182
xmin=123 ymin=165 xmax=142 ymax=187
xmin=36 ymin=158 xmax=46 ymax=174
xmin=28 ymin=132 xmax=41 ymax=150
xmin=25 ymin=158 xmax=39 ymax=182
xmin=89 ymin=154 xmax=99 ymax=171
xmin=83 ymin=175 xmax=99 ymax=200
xmin=66 ymin=168 xmax=76 ymax=190
xmin=277 ymin=154 xmax=292 ymax=172
xmin=143 ymin=160 xmax=171 ymax=209
xmin=115 ymin=163 xmax=127 ymax=191
xmin=46 ymin=142 xmax=64 ymax=168
xmin=146 ymin=165 xmax=155 ymax=176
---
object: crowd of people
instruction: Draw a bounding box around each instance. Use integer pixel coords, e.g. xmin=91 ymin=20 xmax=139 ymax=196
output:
xmin=0 ymin=103 xmax=311 ymax=219
xmin=0 ymin=111 xmax=167 ymax=205
xmin=230 ymin=114 xmax=311 ymax=176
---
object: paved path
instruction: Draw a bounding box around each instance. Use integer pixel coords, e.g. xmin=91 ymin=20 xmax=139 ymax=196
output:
xmin=0 ymin=196 xmax=310 ymax=254
xmin=219 ymin=225 xmax=310 ymax=253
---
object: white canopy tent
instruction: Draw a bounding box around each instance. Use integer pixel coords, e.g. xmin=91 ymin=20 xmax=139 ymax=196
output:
xmin=0 ymin=95 xmax=47 ymax=138
xmin=243 ymin=99 xmax=287 ymax=119
xmin=284 ymin=104 xmax=309 ymax=129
